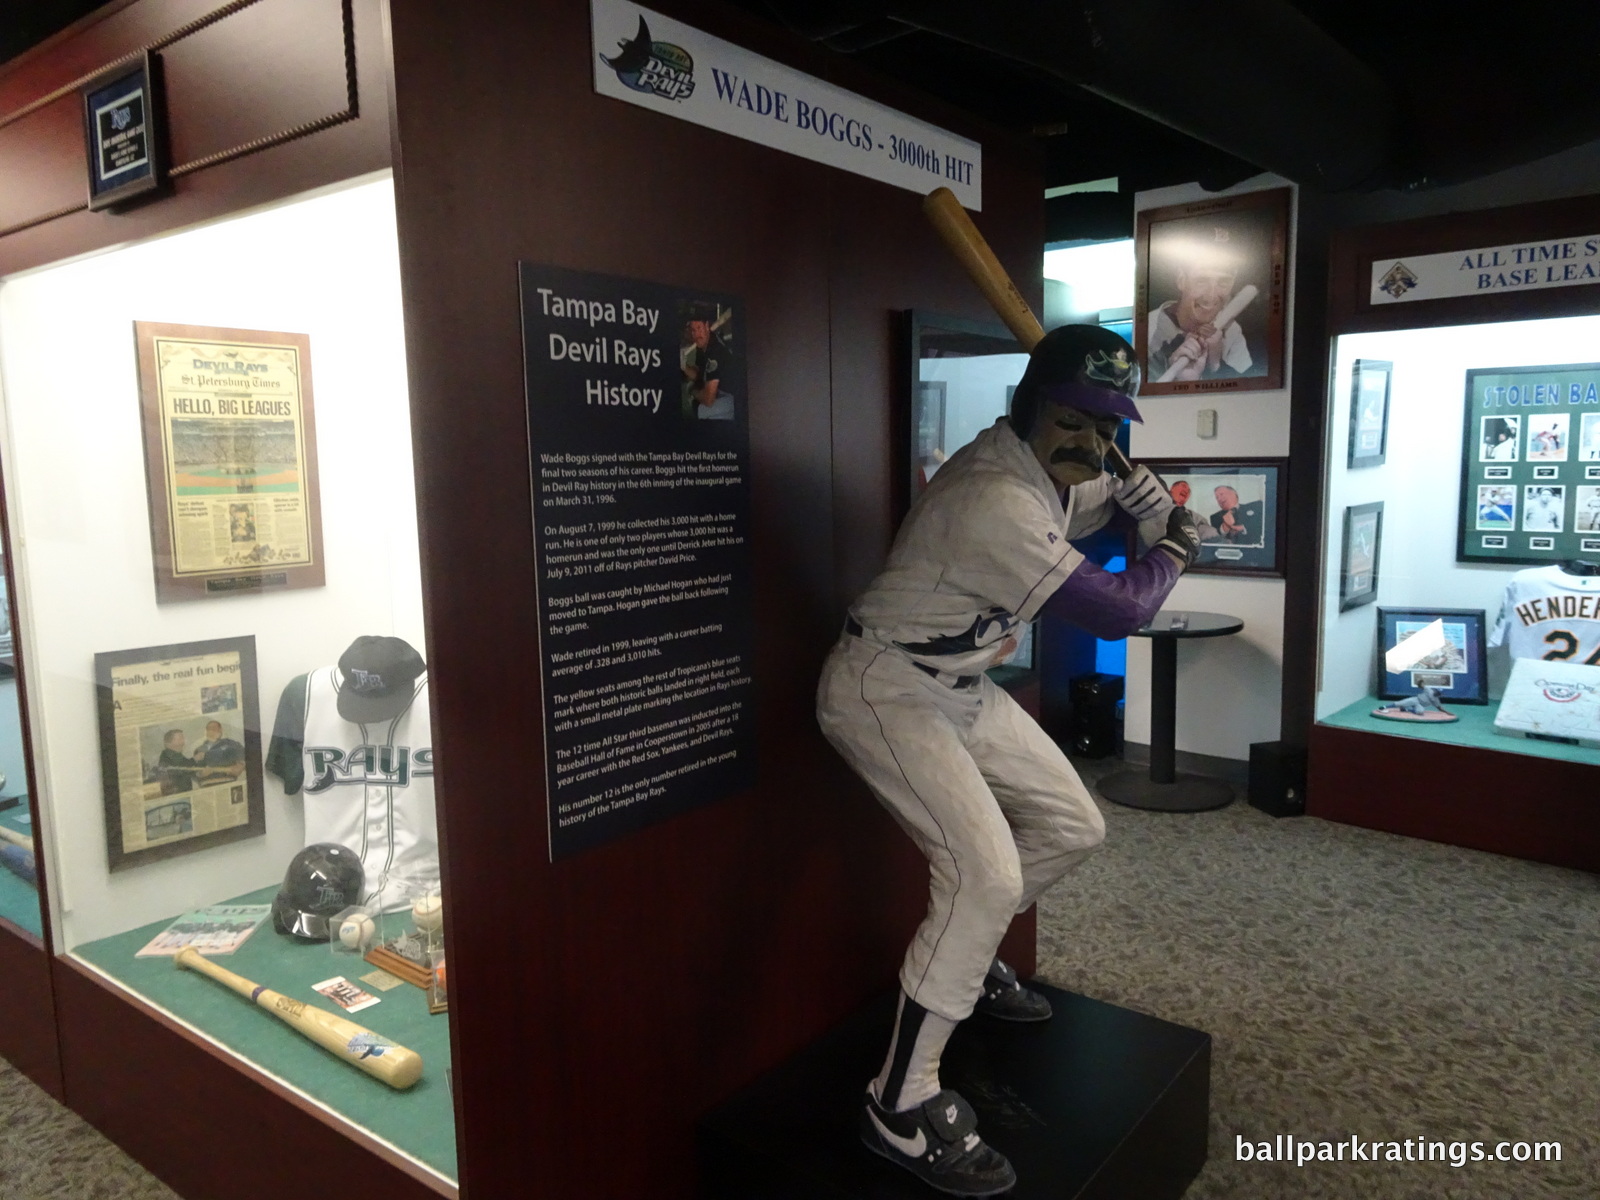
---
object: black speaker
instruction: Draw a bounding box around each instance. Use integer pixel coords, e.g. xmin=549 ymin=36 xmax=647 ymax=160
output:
xmin=1067 ymin=673 xmax=1123 ymax=759
xmin=1248 ymin=741 xmax=1306 ymax=817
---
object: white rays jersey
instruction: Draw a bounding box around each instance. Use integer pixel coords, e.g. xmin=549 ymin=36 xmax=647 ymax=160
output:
xmin=849 ymin=419 xmax=1167 ymax=674
xmin=1489 ymin=565 xmax=1600 ymax=665
xmin=266 ymin=667 xmax=437 ymax=912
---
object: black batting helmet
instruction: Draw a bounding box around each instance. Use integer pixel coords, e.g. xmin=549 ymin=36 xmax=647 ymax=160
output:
xmin=1010 ymin=324 xmax=1142 ymax=437
xmin=271 ymin=842 xmax=365 ymax=941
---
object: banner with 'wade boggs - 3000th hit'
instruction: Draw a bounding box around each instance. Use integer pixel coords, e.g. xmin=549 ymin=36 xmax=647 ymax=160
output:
xmin=590 ymin=0 xmax=982 ymax=209
xmin=521 ymin=263 xmax=757 ymax=860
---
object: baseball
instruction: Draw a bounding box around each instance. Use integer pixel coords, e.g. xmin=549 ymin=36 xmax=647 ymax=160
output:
xmin=412 ymin=895 xmax=444 ymax=934
xmin=338 ymin=914 xmax=375 ymax=949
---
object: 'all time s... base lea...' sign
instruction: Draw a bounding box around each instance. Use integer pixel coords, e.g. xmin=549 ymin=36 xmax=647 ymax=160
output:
xmin=589 ymin=0 xmax=982 ymax=209
xmin=1372 ymin=233 xmax=1600 ymax=304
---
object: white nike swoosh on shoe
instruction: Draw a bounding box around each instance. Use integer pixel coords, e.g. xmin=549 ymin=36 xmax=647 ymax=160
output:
xmin=868 ymin=1108 xmax=927 ymax=1158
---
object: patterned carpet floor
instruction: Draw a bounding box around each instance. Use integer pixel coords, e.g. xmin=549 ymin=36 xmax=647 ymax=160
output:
xmin=1039 ymin=757 xmax=1600 ymax=1200
xmin=1 ymin=759 xmax=1595 ymax=1198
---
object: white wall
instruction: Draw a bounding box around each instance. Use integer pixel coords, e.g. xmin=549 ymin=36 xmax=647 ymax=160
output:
xmin=1317 ymin=314 xmax=1600 ymax=716
xmin=1124 ymin=175 xmax=1297 ymax=761
xmin=0 ymin=175 xmax=426 ymax=947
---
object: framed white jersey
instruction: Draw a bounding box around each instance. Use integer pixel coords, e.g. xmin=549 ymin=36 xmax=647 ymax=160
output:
xmin=266 ymin=666 xmax=436 ymax=911
xmin=1489 ymin=564 xmax=1600 ymax=665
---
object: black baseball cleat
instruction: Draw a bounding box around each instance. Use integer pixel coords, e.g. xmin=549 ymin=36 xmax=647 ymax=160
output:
xmin=861 ymin=1088 xmax=1017 ymax=1196
xmin=973 ymin=958 xmax=1052 ymax=1022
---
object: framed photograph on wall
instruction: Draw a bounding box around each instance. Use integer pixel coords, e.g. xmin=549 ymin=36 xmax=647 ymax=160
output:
xmin=1136 ymin=459 xmax=1286 ymax=576
xmin=1134 ymin=187 xmax=1289 ymax=396
xmin=1375 ymin=607 xmax=1488 ymax=704
xmin=94 ymin=635 xmax=266 ymax=871
xmin=1340 ymin=501 xmax=1384 ymax=611
xmin=1348 ymin=359 xmax=1392 ymax=468
xmin=134 ymin=322 xmax=326 ymax=603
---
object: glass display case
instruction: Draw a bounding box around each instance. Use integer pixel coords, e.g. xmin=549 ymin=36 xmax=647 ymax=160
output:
xmin=0 ymin=175 xmax=457 ymax=1185
xmin=1316 ymin=313 xmax=1600 ymax=769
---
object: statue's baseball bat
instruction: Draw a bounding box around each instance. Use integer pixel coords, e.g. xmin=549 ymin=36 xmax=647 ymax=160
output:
xmin=174 ymin=947 xmax=423 ymax=1089
xmin=1155 ymin=284 xmax=1259 ymax=382
xmin=921 ymin=187 xmax=1134 ymax=480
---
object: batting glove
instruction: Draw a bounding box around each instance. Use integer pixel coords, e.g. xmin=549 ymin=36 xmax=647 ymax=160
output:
xmin=1114 ymin=465 xmax=1172 ymax=522
xmin=1154 ymin=506 xmax=1203 ymax=570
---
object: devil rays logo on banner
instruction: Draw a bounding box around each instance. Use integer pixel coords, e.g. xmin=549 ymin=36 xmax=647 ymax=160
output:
xmin=601 ymin=15 xmax=695 ymax=100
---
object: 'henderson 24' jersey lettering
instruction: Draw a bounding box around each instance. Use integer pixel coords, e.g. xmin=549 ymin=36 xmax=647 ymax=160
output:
xmin=266 ymin=666 xmax=438 ymax=912
xmin=1490 ymin=565 xmax=1600 ymax=665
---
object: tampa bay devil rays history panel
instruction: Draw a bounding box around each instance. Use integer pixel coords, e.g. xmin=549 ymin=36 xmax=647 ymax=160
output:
xmin=521 ymin=263 xmax=757 ymax=859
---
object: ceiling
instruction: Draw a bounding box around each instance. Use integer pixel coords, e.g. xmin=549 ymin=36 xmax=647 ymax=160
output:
xmin=10 ymin=0 xmax=1600 ymax=242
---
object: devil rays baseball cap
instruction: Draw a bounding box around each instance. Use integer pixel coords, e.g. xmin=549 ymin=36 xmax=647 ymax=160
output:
xmin=1013 ymin=324 xmax=1144 ymax=425
xmin=337 ymin=636 xmax=426 ymax=723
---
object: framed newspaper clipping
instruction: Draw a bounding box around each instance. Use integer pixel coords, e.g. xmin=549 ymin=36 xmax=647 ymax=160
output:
xmin=134 ymin=322 xmax=325 ymax=602
xmin=95 ymin=636 xmax=265 ymax=871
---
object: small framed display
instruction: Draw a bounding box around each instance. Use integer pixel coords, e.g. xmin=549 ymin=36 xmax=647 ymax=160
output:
xmin=1376 ymin=607 xmax=1488 ymax=704
xmin=94 ymin=636 xmax=266 ymax=871
xmin=81 ymin=52 xmax=165 ymax=211
xmin=1136 ymin=459 xmax=1287 ymax=577
xmin=1347 ymin=359 xmax=1392 ymax=468
xmin=134 ymin=322 xmax=326 ymax=602
xmin=1339 ymin=501 xmax=1384 ymax=611
xmin=1134 ymin=187 xmax=1289 ymax=395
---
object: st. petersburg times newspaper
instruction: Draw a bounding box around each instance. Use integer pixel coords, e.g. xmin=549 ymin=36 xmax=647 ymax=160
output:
xmin=152 ymin=335 xmax=314 ymax=577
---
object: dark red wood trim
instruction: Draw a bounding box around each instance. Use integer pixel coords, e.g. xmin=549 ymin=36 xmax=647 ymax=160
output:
xmin=1328 ymin=193 xmax=1600 ymax=335
xmin=0 ymin=923 xmax=62 ymax=1098
xmin=0 ymin=0 xmax=391 ymax=277
xmin=1307 ymin=723 xmax=1600 ymax=873
xmin=54 ymin=955 xmax=454 ymax=1199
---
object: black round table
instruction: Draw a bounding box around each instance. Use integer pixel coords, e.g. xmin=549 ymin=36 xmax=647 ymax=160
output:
xmin=1097 ymin=610 xmax=1244 ymax=813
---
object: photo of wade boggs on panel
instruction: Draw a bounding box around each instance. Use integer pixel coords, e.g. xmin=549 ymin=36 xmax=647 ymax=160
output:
xmin=678 ymin=300 xmax=736 ymax=422
xmin=1134 ymin=187 xmax=1288 ymax=395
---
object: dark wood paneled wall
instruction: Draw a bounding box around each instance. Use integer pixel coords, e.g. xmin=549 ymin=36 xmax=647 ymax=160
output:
xmin=0 ymin=0 xmax=390 ymax=275
xmin=386 ymin=2 xmax=1041 ymax=1196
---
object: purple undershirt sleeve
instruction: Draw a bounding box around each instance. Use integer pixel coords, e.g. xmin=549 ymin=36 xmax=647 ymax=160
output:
xmin=1042 ymin=549 xmax=1182 ymax=640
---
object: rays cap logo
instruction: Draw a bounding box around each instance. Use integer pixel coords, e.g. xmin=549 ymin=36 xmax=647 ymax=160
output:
xmin=602 ymin=15 xmax=695 ymax=101
xmin=337 ymin=636 xmax=426 ymax=723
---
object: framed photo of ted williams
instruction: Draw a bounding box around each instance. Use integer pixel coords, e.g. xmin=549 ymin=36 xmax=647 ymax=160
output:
xmin=1340 ymin=501 xmax=1384 ymax=611
xmin=1134 ymin=458 xmax=1287 ymax=577
xmin=134 ymin=322 xmax=325 ymax=602
xmin=1134 ymin=187 xmax=1289 ymax=396
xmin=95 ymin=636 xmax=265 ymax=871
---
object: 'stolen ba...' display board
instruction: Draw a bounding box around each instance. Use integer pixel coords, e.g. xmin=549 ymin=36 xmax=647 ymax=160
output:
xmin=1458 ymin=362 xmax=1600 ymax=564
xmin=521 ymin=264 xmax=756 ymax=859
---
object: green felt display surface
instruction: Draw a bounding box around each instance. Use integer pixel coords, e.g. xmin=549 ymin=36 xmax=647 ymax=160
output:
xmin=0 ymin=798 xmax=43 ymax=939
xmin=74 ymin=886 xmax=457 ymax=1183
xmin=1321 ymin=696 xmax=1600 ymax=765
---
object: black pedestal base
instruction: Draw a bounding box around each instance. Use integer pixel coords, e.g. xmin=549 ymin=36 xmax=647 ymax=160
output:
xmin=1098 ymin=769 xmax=1234 ymax=813
xmin=699 ymin=983 xmax=1210 ymax=1199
